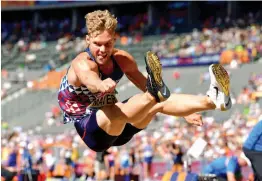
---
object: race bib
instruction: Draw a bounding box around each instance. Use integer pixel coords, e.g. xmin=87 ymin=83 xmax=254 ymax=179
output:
xmin=88 ymin=93 xmax=118 ymax=108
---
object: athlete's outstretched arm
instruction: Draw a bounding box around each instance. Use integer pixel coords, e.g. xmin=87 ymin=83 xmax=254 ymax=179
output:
xmin=114 ymin=50 xmax=147 ymax=92
xmin=72 ymin=53 xmax=103 ymax=93
xmin=72 ymin=53 xmax=116 ymax=93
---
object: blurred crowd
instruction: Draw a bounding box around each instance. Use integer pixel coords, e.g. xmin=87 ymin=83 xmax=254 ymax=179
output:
xmin=152 ymin=25 xmax=262 ymax=65
xmin=152 ymin=12 xmax=262 ymax=69
xmin=2 ymin=67 xmax=261 ymax=181
xmin=1 ymin=4 xmax=262 ymax=181
xmin=2 ymin=10 xmax=262 ymax=100
xmin=1 ymin=12 xmax=149 ymax=48
xmin=237 ymin=73 xmax=262 ymax=105
xmin=1 ymin=34 xmax=86 ymax=99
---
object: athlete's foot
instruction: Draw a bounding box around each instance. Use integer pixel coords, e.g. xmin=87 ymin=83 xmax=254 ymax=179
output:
xmin=145 ymin=51 xmax=170 ymax=102
xmin=206 ymin=64 xmax=232 ymax=111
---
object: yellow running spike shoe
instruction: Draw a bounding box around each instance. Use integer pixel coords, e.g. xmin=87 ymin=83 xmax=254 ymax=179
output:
xmin=207 ymin=64 xmax=232 ymax=111
xmin=145 ymin=51 xmax=170 ymax=102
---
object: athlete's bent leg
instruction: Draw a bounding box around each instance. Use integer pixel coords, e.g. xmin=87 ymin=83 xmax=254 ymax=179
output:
xmin=96 ymin=92 xmax=157 ymax=136
xmin=152 ymin=63 xmax=232 ymax=117
xmin=96 ymin=51 xmax=170 ymax=136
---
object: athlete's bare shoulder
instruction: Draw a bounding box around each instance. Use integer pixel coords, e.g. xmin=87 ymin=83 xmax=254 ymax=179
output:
xmin=72 ymin=52 xmax=97 ymax=71
xmin=68 ymin=52 xmax=99 ymax=86
xmin=112 ymin=49 xmax=138 ymax=72
xmin=113 ymin=48 xmax=134 ymax=61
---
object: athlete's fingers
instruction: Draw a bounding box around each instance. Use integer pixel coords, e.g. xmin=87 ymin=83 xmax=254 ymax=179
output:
xmin=104 ymin=78 xmax=116 ymax=84
xmin=184 ymin=113 xmax=203 ymax=126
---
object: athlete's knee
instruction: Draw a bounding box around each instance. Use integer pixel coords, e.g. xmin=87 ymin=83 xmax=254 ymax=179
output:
xmin=96 ymin=108 xmax=127 ymax=135
xmin=114 ymin=102 xmax=142 ymax=121
xmin=148 ymin=102 xmax=163 ymax=115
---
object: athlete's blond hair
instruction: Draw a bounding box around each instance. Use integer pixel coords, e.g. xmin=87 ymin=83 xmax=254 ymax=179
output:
xmin=85 ymin=10 xmax=117 ymax=37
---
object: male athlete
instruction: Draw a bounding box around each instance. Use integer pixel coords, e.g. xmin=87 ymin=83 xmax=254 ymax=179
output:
xmin=58 ymin=10 xmax=232 ymax=152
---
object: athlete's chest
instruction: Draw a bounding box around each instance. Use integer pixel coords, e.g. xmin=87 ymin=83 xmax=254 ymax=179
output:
xmin=99 ymin=64 xmax=124 ymax=82
xmin=99 ymin=60 xmax=114 ymax=76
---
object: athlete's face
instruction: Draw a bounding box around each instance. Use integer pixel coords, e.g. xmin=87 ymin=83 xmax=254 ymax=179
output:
xmin=87 ymin=30 xmax=116 ymax=65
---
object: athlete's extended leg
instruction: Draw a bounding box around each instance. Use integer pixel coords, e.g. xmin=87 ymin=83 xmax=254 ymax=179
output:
xmin=108 ymin=57 xmax=232 ymax=148
xmin=159 ymin=64 xmax=231 ymax=117
xmin=130 ymin=94 xmax=214 ymax=129
xmin=132 ymin=63 xmax=232 ymax=129
xmin=155 ymin=94 xmax=215 ymax=117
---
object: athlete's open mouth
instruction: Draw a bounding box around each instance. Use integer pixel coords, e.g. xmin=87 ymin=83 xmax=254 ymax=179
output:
xmin=98 ymin=54 xmax=107 ymax=59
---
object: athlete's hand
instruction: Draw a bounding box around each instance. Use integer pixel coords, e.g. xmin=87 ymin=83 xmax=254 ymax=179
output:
xmin=184 ymin=113 xmax=203 ymax=126
xmin=98 ymin=78 xmax=117 ymax=93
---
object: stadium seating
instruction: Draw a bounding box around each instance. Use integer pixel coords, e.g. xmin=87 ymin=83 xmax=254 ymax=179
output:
xmin=2 ymin=61 xmax=261 ymax=134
